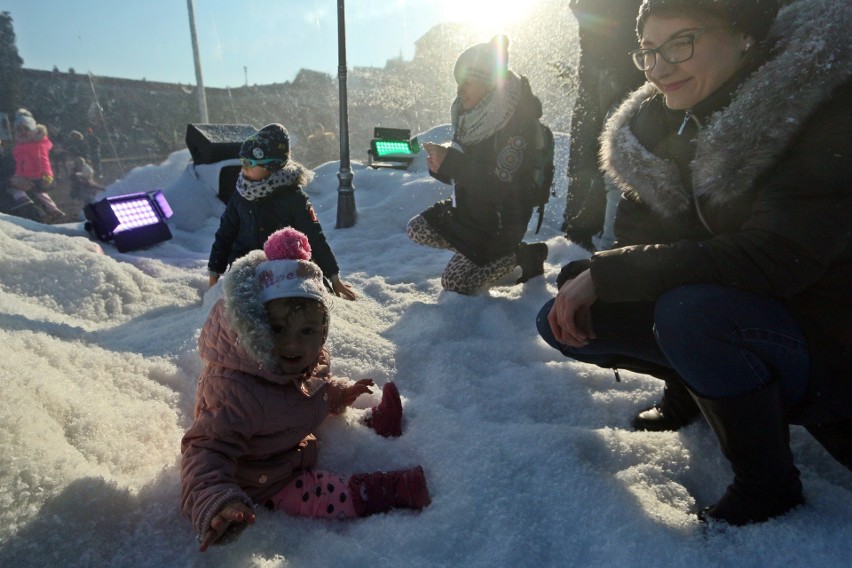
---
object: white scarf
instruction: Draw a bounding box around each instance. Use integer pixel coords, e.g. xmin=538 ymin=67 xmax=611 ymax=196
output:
xmin=451 ymin=71 xmax=522 ymax=146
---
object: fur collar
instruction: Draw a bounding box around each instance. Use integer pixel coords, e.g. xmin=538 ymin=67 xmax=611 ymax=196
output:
xmin=600 ymin=0 xmax=852 ymax=217
xmin=236 ymin=160 xmax=314 ymax=201
xmin=222 ymin=250 xmax=275 ymax=370
xmin=16 ymin=124 xmax=49 ymax=144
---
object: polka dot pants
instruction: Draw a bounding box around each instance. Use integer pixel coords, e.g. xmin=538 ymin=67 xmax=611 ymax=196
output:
xmin=407 ymin=214 xmax=518 ymax=295
xmin=271 ymin=470 xmax=357 ymax=519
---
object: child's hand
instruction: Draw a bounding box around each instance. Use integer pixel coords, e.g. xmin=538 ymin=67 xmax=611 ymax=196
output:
xmin=344 ymin=378 xmax=374 ymax=406
xmin=330 ymin=276 xmax=357 ymax=301
xmin=199 ymin=501 xmax=256 ymax=552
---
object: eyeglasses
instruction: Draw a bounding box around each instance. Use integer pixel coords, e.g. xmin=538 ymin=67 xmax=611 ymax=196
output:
xmin=240 ymin=157 xmax=283 ymax=168
xmin=629 ymin=28 xmax=714 ymax=71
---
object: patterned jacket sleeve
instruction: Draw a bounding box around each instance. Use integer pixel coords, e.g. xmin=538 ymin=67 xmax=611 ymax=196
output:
xmin=180 ymin=379 xmax=257 ymax=542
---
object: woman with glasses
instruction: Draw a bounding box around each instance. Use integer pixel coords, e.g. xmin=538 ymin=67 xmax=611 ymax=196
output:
xmin=207 ymin=123 xmax=356 ymax=300
xmin=538 ymin=0 xmax=851 ymax=526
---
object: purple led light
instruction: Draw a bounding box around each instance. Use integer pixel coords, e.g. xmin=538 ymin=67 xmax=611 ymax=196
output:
xmin=111 ymin=198 xmax=160 ymax=233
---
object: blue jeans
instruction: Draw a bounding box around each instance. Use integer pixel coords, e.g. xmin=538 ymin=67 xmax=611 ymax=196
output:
xmin=537 ymin=285 xmax=810 ymax=405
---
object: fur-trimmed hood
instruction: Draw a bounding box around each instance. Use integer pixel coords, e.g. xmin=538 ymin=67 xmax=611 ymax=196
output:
xmin=221 ymin=249 xmax=278 ymax=371
xmin=15 ymin=123 xmax=49 ymax=144
xmin=600 ymin=0 xmax=852 ymax=218
xmin=201 ymin=250 xmax=328 ymax=388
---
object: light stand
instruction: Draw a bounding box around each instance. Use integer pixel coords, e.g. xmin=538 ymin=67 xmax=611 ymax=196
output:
xmin=335 ymin=0 xmax=356 ymax=228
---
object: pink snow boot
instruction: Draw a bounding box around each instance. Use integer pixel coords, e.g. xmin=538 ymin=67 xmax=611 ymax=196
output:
xmin=366 ymin=381 xmax=402 ymax=437
xmin=349 ymin=466 xmax=431 ymax=517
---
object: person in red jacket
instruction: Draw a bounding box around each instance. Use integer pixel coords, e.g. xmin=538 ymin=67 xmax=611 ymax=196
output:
xmin=9 ymin=109 xmax=65 ymax=222
xmin=182 ymin=227 xmax=430 ymax=552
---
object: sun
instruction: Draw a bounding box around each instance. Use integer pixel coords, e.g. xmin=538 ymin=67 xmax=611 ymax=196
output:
xmin=433 ymin=0 xmax=542 ymax=36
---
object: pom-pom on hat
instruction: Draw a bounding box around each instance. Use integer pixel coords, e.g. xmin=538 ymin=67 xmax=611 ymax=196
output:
xmin=14 ymin=109 xmax=37 ymax=132
xmin=453 ymin=35 xmax=509 ymax=86
xmin=256 ymin=227 xmax=326 ymax=305
xmin=240 ymin=123 xmax=290 ymax=171
xmin=636 ymin=0 xmax=780 ymax=43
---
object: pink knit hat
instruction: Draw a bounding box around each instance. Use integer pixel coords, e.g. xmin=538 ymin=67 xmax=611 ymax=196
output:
xmin=256 ymin=228 xmax=326 ymax=305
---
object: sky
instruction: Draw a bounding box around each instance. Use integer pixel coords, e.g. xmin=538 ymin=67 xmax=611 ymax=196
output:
xmin=2 ymin=0 xmax=547 ymax=88
xmin=1 ymin=125 xmax=851 ymax=567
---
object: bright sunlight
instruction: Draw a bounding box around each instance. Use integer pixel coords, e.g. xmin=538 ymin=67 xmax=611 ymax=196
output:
xmin=430 ymin=0 xmax=543 ymax=36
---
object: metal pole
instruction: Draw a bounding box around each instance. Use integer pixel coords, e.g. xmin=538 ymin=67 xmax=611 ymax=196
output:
xmin=186 ymin=0 xmax=209 ymax=123
xmin=335 ymin=0 xmax=356 ymax=228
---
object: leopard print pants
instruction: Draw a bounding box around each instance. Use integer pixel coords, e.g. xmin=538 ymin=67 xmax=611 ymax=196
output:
xmin=407 ymin=214 xmax=517 ymax=295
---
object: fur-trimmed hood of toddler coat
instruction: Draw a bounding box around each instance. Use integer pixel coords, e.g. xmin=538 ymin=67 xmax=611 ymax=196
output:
xmin=203 ymin=249 xmax=329 ymax=389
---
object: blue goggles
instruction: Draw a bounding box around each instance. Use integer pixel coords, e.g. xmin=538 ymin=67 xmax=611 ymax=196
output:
xmin=240 ymin=157 xmax=283 ymax=168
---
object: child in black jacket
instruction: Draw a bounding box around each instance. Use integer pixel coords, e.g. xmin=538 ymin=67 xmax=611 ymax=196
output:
xmin=207 ymin=123 xmax=355 ymax=300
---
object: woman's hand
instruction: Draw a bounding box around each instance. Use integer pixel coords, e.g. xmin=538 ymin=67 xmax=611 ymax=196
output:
xmin=423 ymin=142 xmax=449 ymax=173
xmin=344 ymin=378 xmax=375 ymax=406
xmin=199 ymin=501 xmax=256 ymax=552
xmin=547 ymin=268 xmax=598 ymax=347
xmin=330 ymin=276 xmax=357 ymax=301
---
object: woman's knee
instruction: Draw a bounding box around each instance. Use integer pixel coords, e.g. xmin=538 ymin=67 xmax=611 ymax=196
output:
xmin=536 ymin=299 xmax=559 ymax=347
xmin=440 ymin=272 xmax=476 ymax=295
xmin=405 ymin=215 xmax=422 ymax=242
xmin=536 ymin=299 xmax=596 ymax=362
xmin=653 ymin=285 xmax=729 ymax=350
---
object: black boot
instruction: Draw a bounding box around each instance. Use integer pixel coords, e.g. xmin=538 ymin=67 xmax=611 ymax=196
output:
xmin=516 ymin=242 xmax=548 ymax=283
xmin=632 ymin=378 xmax=701 ymax=432
xmin=693 ymin=382 xmax=804 ymax=526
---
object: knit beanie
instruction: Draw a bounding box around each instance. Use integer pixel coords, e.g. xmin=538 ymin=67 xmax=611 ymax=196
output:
xmin=453 ymin=35 xmax=509 ymax=86
xmin=256 ymin=227 xmax=326 ymax=305
xmin=14 ymin=109 xmax=37 ymax=132
xmin=240 ymin=123 xmax=290 ymax=170
xmin=636 ymin=0 xmax=779 ymax=42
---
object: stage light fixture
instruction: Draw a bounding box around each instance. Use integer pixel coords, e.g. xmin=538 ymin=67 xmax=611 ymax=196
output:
xmin=367 ymin=127 xmax=419 ymax=170
xmin=84 ymin=190 xmax=174 ymax=252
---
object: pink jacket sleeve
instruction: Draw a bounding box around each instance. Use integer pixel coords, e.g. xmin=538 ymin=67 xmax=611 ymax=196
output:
xmin=326 ymin=378 xmax=353 ymax=415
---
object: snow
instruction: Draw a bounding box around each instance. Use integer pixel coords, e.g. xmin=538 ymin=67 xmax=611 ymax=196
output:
xmin=1 ymin=127 xmax=850 ymax=568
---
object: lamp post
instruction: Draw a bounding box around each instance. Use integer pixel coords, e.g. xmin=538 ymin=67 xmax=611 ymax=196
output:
xmin=335 ymin=0 xmax=356 ymax=228
xmin=186 ymin=0 xmax=209 ymax=123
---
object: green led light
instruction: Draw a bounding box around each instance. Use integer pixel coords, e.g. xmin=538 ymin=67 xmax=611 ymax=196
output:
xmin=374 ymin=140 xmax=412 ymax=157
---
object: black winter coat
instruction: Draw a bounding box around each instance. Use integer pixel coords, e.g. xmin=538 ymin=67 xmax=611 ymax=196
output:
xmin=421 ymin=77 xmax=543 ymax=265
xmin=208 ymin=182 xmax=339 ymax=278
xmin=590 ymin=0 xmax=852 ymax=424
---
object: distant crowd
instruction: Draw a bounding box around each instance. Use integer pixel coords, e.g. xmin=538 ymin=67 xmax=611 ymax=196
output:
xmin=0 ymin=108 xmax=103 ymax=223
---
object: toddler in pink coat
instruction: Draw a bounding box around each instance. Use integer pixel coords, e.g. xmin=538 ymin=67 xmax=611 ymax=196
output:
xmin=9 ymin=109 xmax=65 ymax=222
xmin=181 ymin=227 xmax=430 ymax=552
